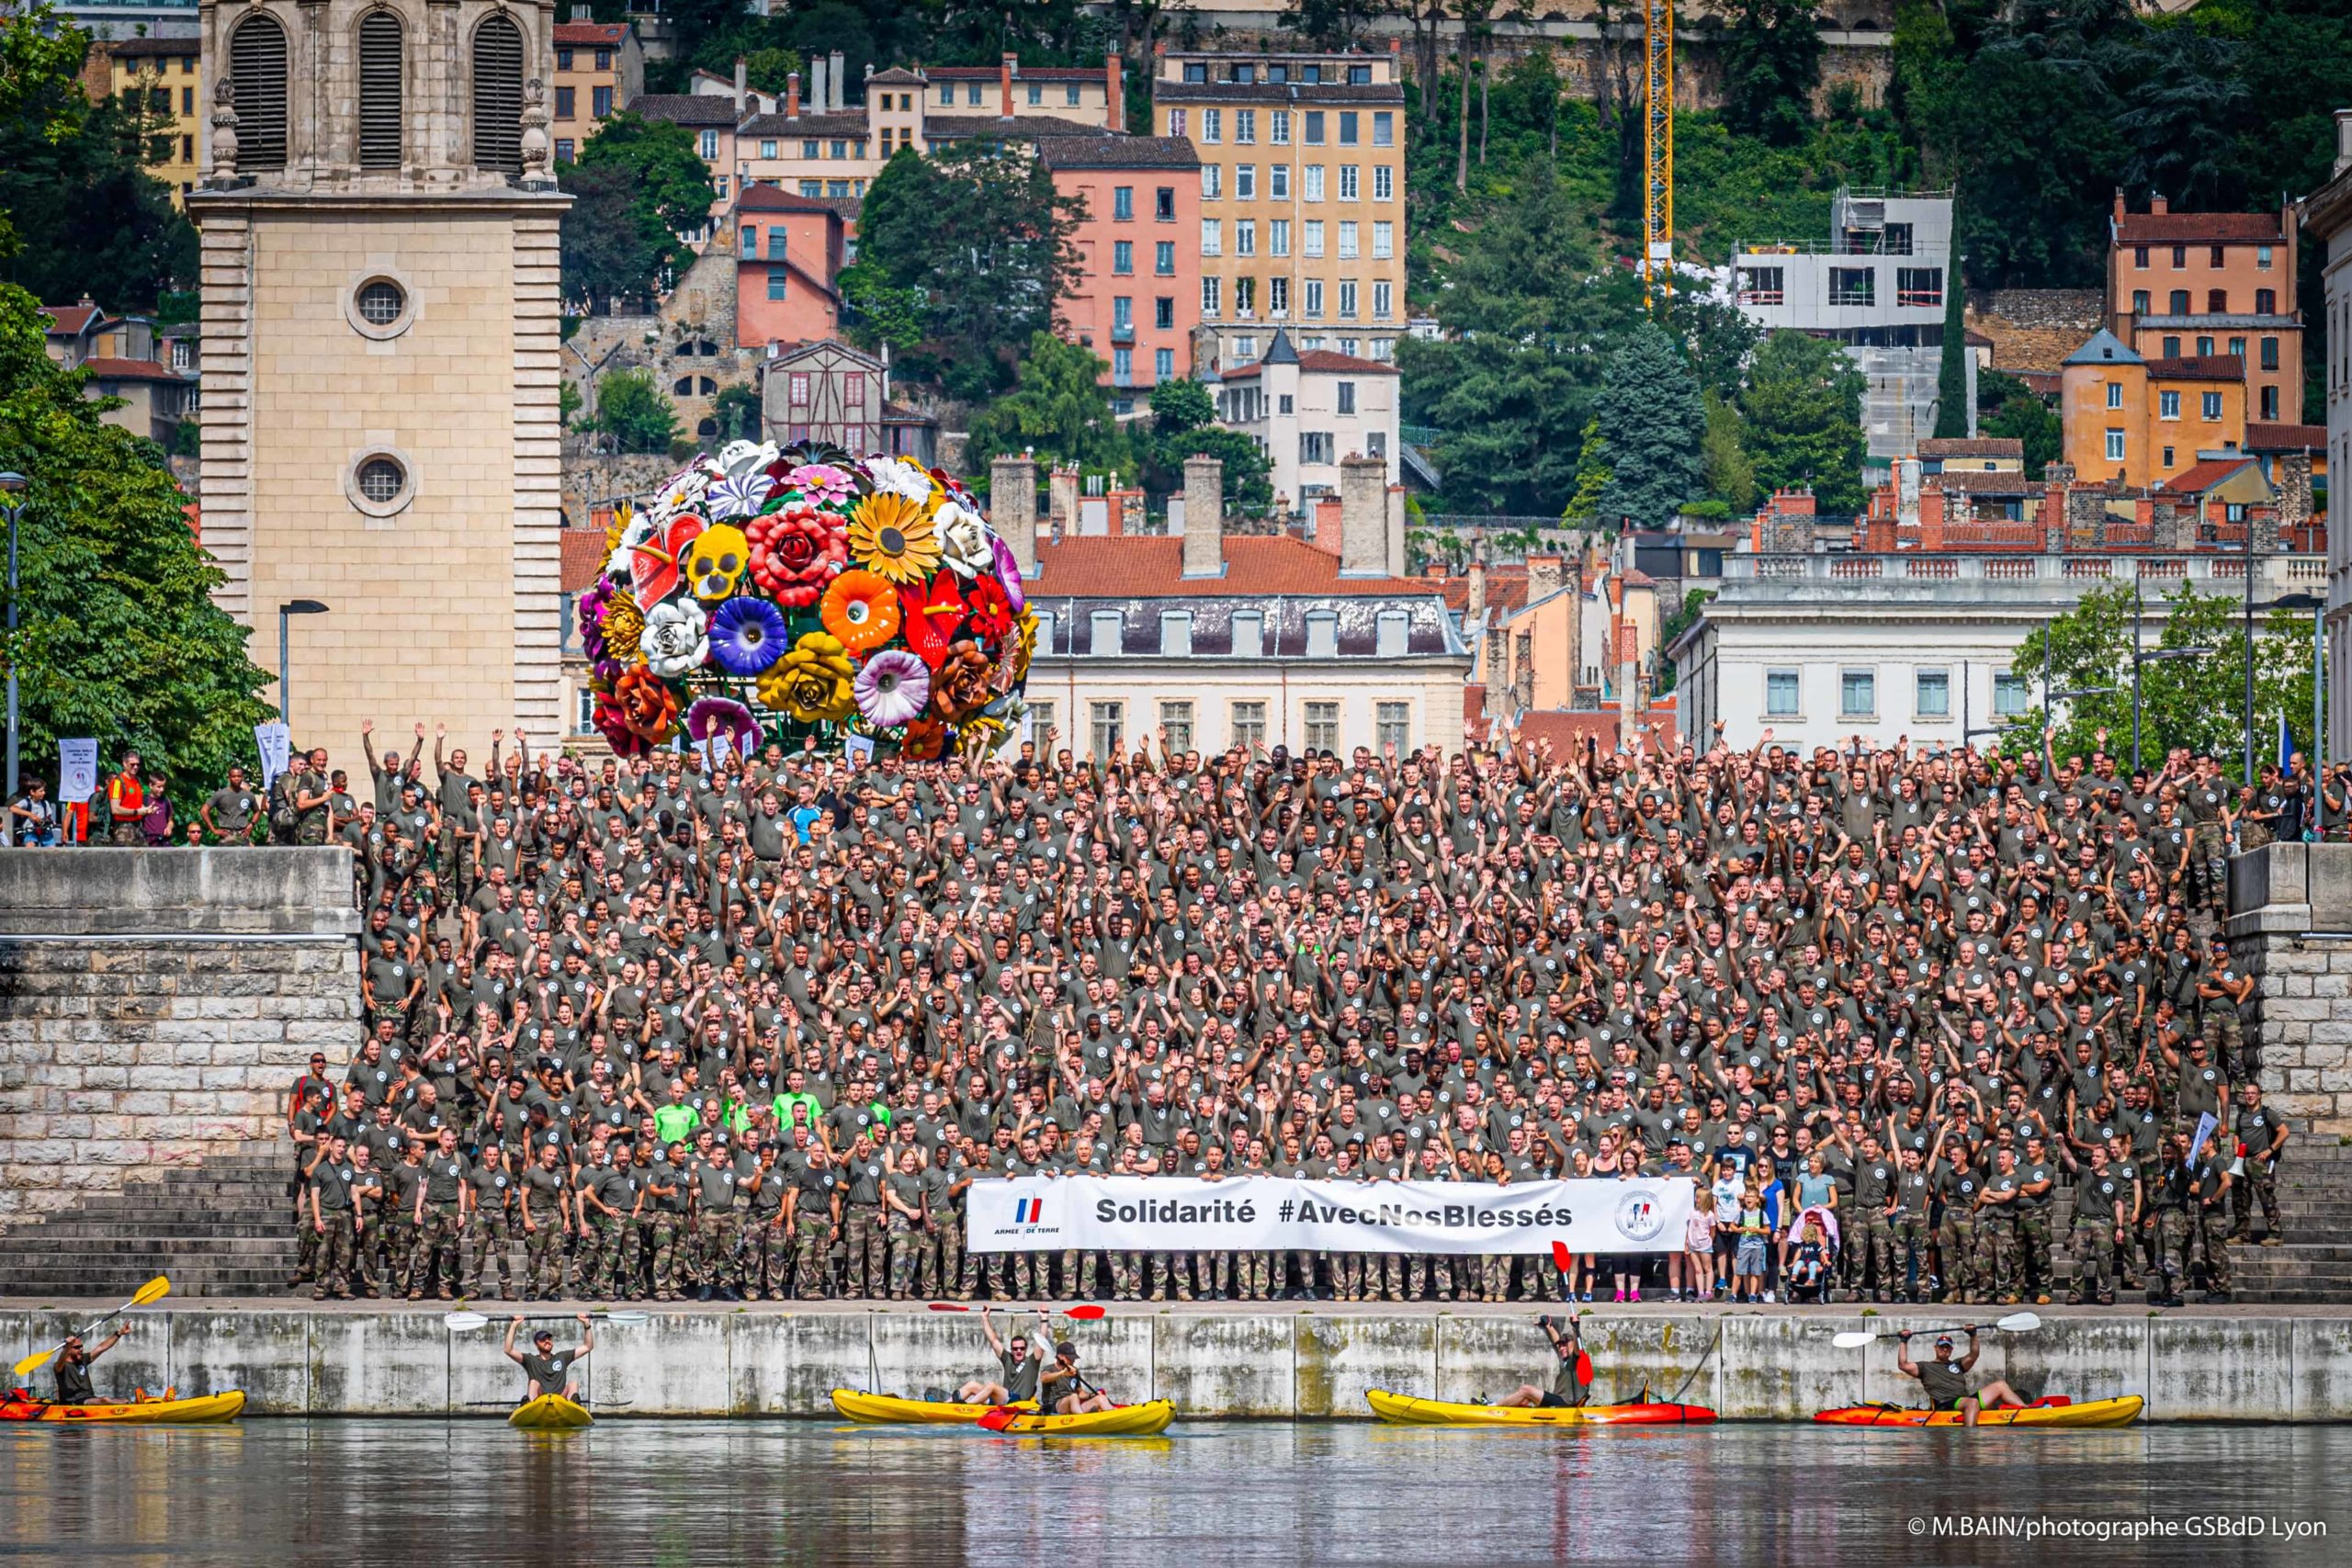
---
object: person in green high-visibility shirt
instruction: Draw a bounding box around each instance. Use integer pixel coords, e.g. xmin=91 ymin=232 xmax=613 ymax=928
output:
xmin=772 ymin=1068 xmax=821 ymax=1141
xmin=653 ymin=1080 xmax=699 ymax=1145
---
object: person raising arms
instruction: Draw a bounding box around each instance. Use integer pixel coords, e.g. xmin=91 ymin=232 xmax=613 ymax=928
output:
xmin=503 ymin=1314 xmax=594 ymax=1403
xmin=1895 ymin=1328 xmax=2026 ymax=1427
xmin=956 ymin=1306 xmax=1045 ymax=1407
xmin=1498 ymin=1314 xmax=1592 ymax=1409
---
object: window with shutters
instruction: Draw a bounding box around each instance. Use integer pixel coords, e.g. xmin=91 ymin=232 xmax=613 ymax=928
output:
xmin=357 ymin=11 xmax=402 ymax=170
xmin=230 ymin=15 xmax=288 ymax=170
xmin=471 ymin=14 xmax=525 ymax=175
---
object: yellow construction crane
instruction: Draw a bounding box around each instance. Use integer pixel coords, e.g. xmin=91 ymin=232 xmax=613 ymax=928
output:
xmin=1642 ymin=0 xmax=1674 ymax=304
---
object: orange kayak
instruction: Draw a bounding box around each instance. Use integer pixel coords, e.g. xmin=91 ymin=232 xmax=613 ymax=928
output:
xmin=1813 ymin=1395 xmax=2143 ymax=1429
xmin=0 ymin=1390 xmax=246 ymax=1424
xmin=1368 ymin=1391 xmax=1716 ymax=1426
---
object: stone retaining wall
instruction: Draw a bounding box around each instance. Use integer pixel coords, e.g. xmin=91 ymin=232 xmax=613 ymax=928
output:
xmin=4 ymin=1307 xmax=2344 ymax=1421
xmin=2232 ymin=842 xmax=2352 ymax=1134
xmin=0 ymin=849 xmax=359 ymax=1226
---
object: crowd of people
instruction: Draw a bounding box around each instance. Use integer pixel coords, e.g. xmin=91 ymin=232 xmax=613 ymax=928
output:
xmin=249 ymin=717 xmax=2299 ymax=1311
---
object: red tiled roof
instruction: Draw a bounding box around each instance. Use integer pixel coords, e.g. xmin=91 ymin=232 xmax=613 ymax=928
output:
xmin=2114 ymin=211 xmax=2285 ymax=246
xmin=1221 ymin=350 xmax=1399 ymax=379
xmin=554 ymin=21 xmax=629 ymax=45
xmin=1513 ymin=709 xmax=1619 ymax=751
xmin=40 ymin=304 xmax=98 ymax=335
xmin=1029 ymin=534 xmax=1434 ymax=597
xmin=737 ymin=183 xmax=844 ymax=219
xmin=2146 ymin=355 xmax=2244 ymax=382
xmin=560 ymin=529 xmax=609 ymax=593
xmin=1917 ymin=437 xmax=2023 ymax=459
xmin=80 ymin=356 xmax=188 ymax=382
xmin=2246 ymin=423 xmax=2325 ymax=452
xmin=2159 ymin=458 xmax=2257 ymax=494
xmin=1433 ymin=565 xmax=1530 ymax=615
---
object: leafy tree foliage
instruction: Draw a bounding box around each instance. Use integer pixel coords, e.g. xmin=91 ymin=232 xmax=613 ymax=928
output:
xmin=1737 ymin=330 xmax=1868 ymax=515
xmin=1705 ymin=0 xmax=1824 ymax=146
xmin=962 ymin=330 xmax=1136 ymax=479
xmin=1593 ymin=322 xmax=1708 ymax=528
xmin=590 ymin=368 xmax=682 ymax=454
xmin=1143 ymin=377 xmax=1273 ymax=516
xmin=558 ymin=114 xmax=715 ymax=310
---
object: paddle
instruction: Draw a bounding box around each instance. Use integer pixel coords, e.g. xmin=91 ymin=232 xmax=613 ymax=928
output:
xmin=444 ymin=1310 xmax=651 ymax=1332
xmin=1832 ymin=1311 xmax=2041 ymax=1349
xmin=14 ymin=1275 xmax=171 ymax=1379
xmin=925 ymin=1302 xmax=1108 ymax=1320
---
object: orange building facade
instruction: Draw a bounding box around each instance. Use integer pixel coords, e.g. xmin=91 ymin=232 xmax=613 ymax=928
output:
xmin=1039 ymin=136 xmax=1203 ymax=412
xmin=2061 ymin=329 xmax=2247 ymax=490
xmin=2106 ymin=192 xmax=2302 ymax=425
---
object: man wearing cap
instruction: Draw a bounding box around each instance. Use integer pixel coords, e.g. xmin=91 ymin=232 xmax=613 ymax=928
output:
xmin=1895 ymin=1327 xmax=2027 ymax=1427
xmin=503 ymin=1314 xmax=594 ymax=1402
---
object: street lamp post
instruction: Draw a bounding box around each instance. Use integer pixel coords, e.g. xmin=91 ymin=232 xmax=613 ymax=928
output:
xmin=277 ymin=600 xmax=330 ymax=732
xmin=0 ymin=472 xmax=26 ymax=847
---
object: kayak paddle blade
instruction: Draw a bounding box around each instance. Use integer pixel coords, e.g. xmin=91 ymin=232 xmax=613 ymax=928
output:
xmin=443 ymin=1312 xmax=491 ymax=1332
xmin=11 ymin=1348 xmax=56 ymax=1379
xmin=1551 ymin=1240 xmax=1574 ymax=1272
xmin=1064 ymin=1304 xmax=1107 ymax=1321
xmin=130 ymin=1276 xmax=172 ymax=1309
xmin=1574 ymin=1349 xmax=1595 ymax=1385
xmin=1996 ymin=1311 xmax=2041 ymax=1334
xmin=976 ymin=1406 xmax=1021 ymax=1431
xmin=599 ymin=1312 xmax=650 ymax=1326
xmin=1831 ymin=1331 xmax=1873 ymax=1348
xmin=925 ymin=1303 xmax=969 ymax=1313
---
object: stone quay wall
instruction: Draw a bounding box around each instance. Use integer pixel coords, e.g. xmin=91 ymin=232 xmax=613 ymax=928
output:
xmin=0 ymin=850 xmax=359 ymax=1227
xmin=2232 ymin=843 xmax=2352 ymax=1135
xmin=0 ymin=1305 xmax=2344 ymax=1421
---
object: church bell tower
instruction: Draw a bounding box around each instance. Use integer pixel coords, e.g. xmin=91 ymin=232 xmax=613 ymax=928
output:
xmin=188 ymin=0 xmax=571 ymax=759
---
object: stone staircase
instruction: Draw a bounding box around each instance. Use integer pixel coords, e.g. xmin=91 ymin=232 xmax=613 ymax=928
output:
xmin=0 ymin=1146 xmax=301 ymax=1300
xmin=2213 ymin=1140 xmax=2352 ymax=1305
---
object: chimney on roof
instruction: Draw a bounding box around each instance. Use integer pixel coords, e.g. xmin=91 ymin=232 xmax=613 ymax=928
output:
xmin=2150 ymin=194 xmax=2168 ymax=216
xmin=1527 ymin=553 xmax=1564 ymax=603
xmin=1048 ymin=466 xmax=1081 ymax=536
xmin=809 ymin=58 xmax=826 ymax=118
xmin=2337 ymin=108 xmax=2352 ymax=175
xmin=1001 ymin=52 xmax=1016 ymax=118
xmin=733 ymin=57 xmax=747 ymax=117
xmin=786 ymin=71 xmax=799 ymax=120
xmin=1182 ymin=455 xmax=1225 ymax=577
xmin=570 ymin=3 xmax=590 ymax=19
xmin=1337 ymin=454 xmax=1388 ymax=576
xmin=830 ymin=51 xmax=844 ymax=111
xmin=2113 ymin=188 xmax=2126 ymax=221
xmin=990 ymin=456 xmax=1039 ymax=578
xmin=1467 ymin=535 xmax=1488 ymax=618
xmin=1106 ymin=51 xmax=1124 ymax=133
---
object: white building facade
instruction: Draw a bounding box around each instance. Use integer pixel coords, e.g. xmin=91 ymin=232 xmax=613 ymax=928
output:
xmin=1213 ymin=328 xmax=1398 ymax=513
xmin=2304 ymin=110 xmax=2352 ymax=761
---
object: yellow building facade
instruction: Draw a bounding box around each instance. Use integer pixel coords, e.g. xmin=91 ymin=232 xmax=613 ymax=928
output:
xmin=2061 ymin=328 xmax=2248 ymax=490
xmin=99 ymin=35 xmax=205 ymax=204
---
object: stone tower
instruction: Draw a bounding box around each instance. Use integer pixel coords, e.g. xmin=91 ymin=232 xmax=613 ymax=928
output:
xmin=187 ymin=0 xmax=571 ymax=761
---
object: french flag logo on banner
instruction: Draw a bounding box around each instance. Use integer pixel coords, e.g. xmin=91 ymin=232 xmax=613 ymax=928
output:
xmin=1013 ymin=1198 xmax=1044 ymax=1225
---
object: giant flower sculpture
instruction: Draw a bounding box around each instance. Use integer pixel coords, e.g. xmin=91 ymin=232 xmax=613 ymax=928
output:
xmin=570 ymin=441 xmax=1031 ymax=759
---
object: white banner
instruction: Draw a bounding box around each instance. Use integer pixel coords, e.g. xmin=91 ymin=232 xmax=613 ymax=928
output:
xmin=966 ymin=1175 xmax=1695 ymax=1256
xmin=58 ymin=739 xmax=97 ymax=805
xmin=254 ymin=721 xmax=291 ymax=790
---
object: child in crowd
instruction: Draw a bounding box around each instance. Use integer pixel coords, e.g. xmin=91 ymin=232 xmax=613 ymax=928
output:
xmin=1732 ymin=1183 xmax=1769 ymax=1304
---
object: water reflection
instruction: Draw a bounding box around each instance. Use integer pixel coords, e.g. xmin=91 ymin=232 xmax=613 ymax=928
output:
xmin=0 ymin=1422 xmax=2340 ymax=1567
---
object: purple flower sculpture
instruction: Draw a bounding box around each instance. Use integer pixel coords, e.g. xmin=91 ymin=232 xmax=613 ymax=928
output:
xmin=854 ymin=649 xmax=931 ymax=728
xmin=684 ymin=694 xmax=761 ymax=759
xmin=708 ymin=596 xmax=791 ymax=676
xmin=991 ymin=535 xmax=1027 ymax=613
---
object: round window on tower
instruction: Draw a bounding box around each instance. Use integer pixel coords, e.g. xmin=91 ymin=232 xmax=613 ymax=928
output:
xmin=345 ymin=271 xmax=418 ymax=340
xmin=345 ymin=448 xmax=415 ymax=518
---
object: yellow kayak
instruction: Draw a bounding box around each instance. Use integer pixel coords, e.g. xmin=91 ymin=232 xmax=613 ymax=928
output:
xmin=509 ymin=1393 xmax=594 ymax=1431
xmin=1814 ymin=1395 xmax=2144 ymax=1429
xmin=0 ymin=1390 xmax=245 ymax=1425
xmin=984 ymin=1401 xmax=1176 ymax=1438
xmin=1367 ymin=1391 xmax=1716 ymax=1427
xmin=831 ymin=1389 xmax=1037 ymax=1425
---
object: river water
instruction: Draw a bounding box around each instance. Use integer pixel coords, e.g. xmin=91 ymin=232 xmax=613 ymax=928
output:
xmin=0 ymin=1420 xmax=2342 ymax=1566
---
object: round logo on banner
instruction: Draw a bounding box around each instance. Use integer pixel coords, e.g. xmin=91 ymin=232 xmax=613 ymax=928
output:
xmin=1613 ymin=1188 xmax=1669 ymax=1244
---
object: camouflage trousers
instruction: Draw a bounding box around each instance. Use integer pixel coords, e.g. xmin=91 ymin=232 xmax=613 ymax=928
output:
xmin=2192 ymin=820 xmax=2229 ymax=909
xmin=1973 ymin=1216 xmax=2018 ymax=1300
xmin=792 ymin=1213 xmax=834 ymax=1299
xmin=2150 ymin=1208 xmax=2232 ymax=1298
xmin=1196 ymin=1251 xmax=1235 ymax=1297
xmin=1108 ymin=1251 xmax=1146 ymax=1300
xmin=2016 ymin=1211 xmax=2052 ymax=1297
xmin=2205 ymin=1008 xmax=2253 ymax=1077
xmin=1854 ymin=1215 xmax=1895 ymax=1295
xmin=2070 ymin=1217 xmax=2116 ymax=1303
xmin=991 ymin=1248 xmax=1043 ymax=1299
xmin=408 ymin=1204 xmax=464 ymax=1296
xmin=1404 ymin=1255 xmax=1457 ymax=1299
xmin=581 ymin=1213 xmax=628 ymax=1297
xmin=1237 ymin=1251 xmax=1274 ymax=1301
xmin=742 ymin=1219 xmax=789 ymax=1299
xmin=923 ymin=1217 xmax=961 ymax=1299
xmin=886 ymin=1217 xmax=922 ymax=1298
xmin=693 ymin=1212 xmax=742 ymax=1290
xmin=466 ymin=1210 xmax=514 ymax=1298
xmin=645 ymin=1216 xmax=686 ymax=1299
xmin=1890 ymin=1215 xmax=1931 ymax=1295
xmin=1937 ymin=1216 xmax=1978 ymax=1302
xmin=311 ymin=1214 xmax=356 ymax=1298
xmin=840 ymin=1209 xmax=885 ymax=1298
xmin=1143 ymin=1252 xmax=1188 ymax=1301
xmin=524 ymin=1223 xmax=570 ymax=1300
xmin=2234 ymin=1161 xmax=2281 ymax=1238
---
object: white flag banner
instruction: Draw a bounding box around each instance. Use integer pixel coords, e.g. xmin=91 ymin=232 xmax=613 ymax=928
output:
xmin=254 ymin=722 xmax=291 ymax=790
xmin=966 ymin=1175 xmax=1696 ymax=1256
xmin=58 ymin=739 xmax=98 ymax=805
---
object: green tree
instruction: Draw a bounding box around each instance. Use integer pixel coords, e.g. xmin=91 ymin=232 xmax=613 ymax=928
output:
xmin=1398 ymin=158 xmax=1622 ymax=515
xmin=1144 ymin=377 xmax=1273 ymax=515
xmin=1593 ymin=321 xmax=1707 ymax=529
xmin=1737 ymin=329 xmax=1867 ymax=514
xmin=855 ymin=141 xmax=1084 ymax=399
xmin=591 ymin=368 xmax=681 ymax=454
xmin=1705 ymin=0 xmax=1823 ymax=145
xmin=1933 ymin=251 xmax=1970 ymax=440
xmin=963 ymin=330 xmax=1136 ymax=479
xmin=1978 ymin=370 xmax=2062 ymax=479
xmin=0 ymin=283 xmax=273 ymax=808
xmin=1700 ymin=390 xmax=1758 ymax=513
xmin=710 ymin=382 xmax=763 ymax=445
xmin=558 ymin=113 xmax=714 ymax=310
xmin=0 ymin=74 xmax=195 ymax=312
xmin=1559 ymin=418 xmax=1611 ymax=526
xmin=837 ymin=261 xmax=925 ymax=355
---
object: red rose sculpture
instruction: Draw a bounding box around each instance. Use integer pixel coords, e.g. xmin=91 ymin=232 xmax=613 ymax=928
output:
xmin=747 ymin=505 xmax=849 ymax=606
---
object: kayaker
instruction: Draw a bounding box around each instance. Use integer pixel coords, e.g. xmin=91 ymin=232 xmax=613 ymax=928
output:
xmin=1894 ymin=1329 xmax=2026 ymax=1427
xmin=503 ymin=1314 xmax=594 ymax=1402
xmin=1042 ymin=1340 xmax=1114 ymax=1416
xmin=956 ymin=1306 xmax=1045 ymax=1406
xmin=52 ymin=1325 xmax=131 ymax=1404
xmin=1498 ymin=1314 xmax=1590 ymax=1409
